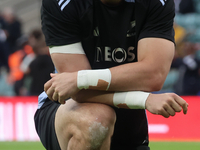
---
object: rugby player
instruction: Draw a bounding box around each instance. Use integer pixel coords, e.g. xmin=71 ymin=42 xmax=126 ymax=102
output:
xmin=34 ymin=0 xmax=188 ymax=149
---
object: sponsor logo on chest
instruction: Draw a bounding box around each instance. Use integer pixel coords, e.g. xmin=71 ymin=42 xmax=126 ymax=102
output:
xmin=95 ymin=46 xmax=136 ymax=63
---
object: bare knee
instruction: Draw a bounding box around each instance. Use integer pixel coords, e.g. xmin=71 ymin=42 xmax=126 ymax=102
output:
xmin=94 ymin=104 xmax=116 ymax=127
xmin=87 ymin=104 xmax=116 ymax=149
xmin=56 ymin=101 xmax=116 ymax=150
xmin=73 ymin=104 xmax=116 ymax=149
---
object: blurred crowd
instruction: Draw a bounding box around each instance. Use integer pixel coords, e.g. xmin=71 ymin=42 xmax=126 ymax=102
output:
xmin=161 ymin=0 xmax=200 ymax=95
xmin=0 ymin=7 xmax=54 ymax=96
xmin=0 ymin=0 xmax=200 ymax=96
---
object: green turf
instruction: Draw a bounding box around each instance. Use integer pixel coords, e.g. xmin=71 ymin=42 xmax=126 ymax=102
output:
xmin=0 ymin=142 xmax=45 ymax=150
xmin=0 ymin=141 xmax=200 ymax=150
xmin=149 ymin=142 xmax=200 ymax=150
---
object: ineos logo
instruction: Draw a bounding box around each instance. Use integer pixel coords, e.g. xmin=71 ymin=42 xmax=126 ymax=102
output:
xmin=96 ymin=46 xmax=135 ymax=63
xmin=112 ymin=48 xmax=127 ymax=63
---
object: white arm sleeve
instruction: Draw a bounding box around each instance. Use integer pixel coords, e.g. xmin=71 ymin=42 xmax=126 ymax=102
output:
xmin=49 ymin=42 xmax=85 ymax=54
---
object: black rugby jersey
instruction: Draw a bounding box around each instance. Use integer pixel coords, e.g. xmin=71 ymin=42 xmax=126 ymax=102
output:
xmin=41 ymin=0 xmax=175 ymax=68
xmin=41 ymin=0 xmax=175 ymax=148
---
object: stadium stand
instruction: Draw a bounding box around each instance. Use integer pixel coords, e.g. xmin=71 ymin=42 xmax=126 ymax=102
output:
xmin=0 ymin=0 xmax=41 ymax=34
xmin=175 ymin=0 xmax=200 ymax=42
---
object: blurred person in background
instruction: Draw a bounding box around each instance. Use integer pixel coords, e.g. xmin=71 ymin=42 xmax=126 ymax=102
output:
xmin=179 ymin=0 xmax=196 ymax=14
xmin=7 ymin=35 xmax=33 ymax=96
xmin=174 ymin=23 xmax=187 ymax=49
xmin=23 ymin=29 xmax=54 ymax=96
xmin=172 ymin=0 xmax=200 ymax=96
xmin=158 ymin=23 xmax=187 ymax=93
xmin=174 ymin=41 xmax=200 ymax=95
xmin=174 ymin=0 xmax=196 ymax=14
xmin=0 ymin=11 xmax=9 ymax=72
xmin=174 ymin=0 xmax=181 ymax=13
xmin=2 ymin=7 xmax=22 ymax=54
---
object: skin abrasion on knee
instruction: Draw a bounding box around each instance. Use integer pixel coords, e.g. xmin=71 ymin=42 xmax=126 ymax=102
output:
xmin=87 ymin=121 xmax=109 ymax=150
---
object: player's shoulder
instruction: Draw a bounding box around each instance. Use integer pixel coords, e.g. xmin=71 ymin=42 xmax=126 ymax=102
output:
xmin=136 ymin=0 xmax=174 ymax=8
xmin=135 ymin=0 xmax=175 ymax=17
xmin=42 ymin=0 xmax=92 ymax=12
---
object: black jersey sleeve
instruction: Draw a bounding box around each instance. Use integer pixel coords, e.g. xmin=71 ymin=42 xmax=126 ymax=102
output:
xmin=138 ymin=0 xmax=175 ymax=43
xmin=41 ymin=0 xmax=81 ymax=46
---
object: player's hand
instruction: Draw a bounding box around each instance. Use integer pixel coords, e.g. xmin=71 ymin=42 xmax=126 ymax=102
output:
xmin=145 ymin=93 xmax=188 ymax=118
xmin=44 ymin=72 xmax=80 ymax=104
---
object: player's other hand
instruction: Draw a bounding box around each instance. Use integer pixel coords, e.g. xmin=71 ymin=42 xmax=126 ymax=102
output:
xmin=145 ymin=93 xmax=188 ymax=118
xmin=44 ymin=72 xmax=80 ymax=104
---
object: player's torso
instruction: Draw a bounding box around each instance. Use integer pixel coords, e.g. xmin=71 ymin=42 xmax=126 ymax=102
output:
xmin=41 ymin=0 xmax=149 ymax=145
xmin=80 ymin=0 xmax=136 ymax=69
xmin=42 ymin=0 xmax=140 ymax=69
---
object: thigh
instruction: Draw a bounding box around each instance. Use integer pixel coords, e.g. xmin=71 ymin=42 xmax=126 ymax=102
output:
xmin=34 ymin=98 xmax=61 ymax=150
xmin=55 ymin=99 xmax=116 ymax=150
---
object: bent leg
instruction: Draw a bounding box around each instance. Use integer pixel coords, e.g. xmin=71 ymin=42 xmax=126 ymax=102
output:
xmin=55 ymin=99 xmax=116 ymax=150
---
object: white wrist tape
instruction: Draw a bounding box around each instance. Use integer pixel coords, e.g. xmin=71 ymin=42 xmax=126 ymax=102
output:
xmin=77 ymin=69 xmax=111 ymax=90
xmin=113 ymin=91 xmax=150 ymax=109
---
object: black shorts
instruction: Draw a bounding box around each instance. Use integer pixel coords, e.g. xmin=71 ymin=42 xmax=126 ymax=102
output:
xmin=34 ymin=98 xmax=150 ymax=150
xmin=110 ymin=108 xmax=150 ymax=150
xmin=34 ymin=98 xmax=61 ymax=150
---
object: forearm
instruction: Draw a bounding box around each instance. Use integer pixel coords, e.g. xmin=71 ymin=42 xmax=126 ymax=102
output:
xmin=74 ymin=90 xmax=114 ymax=106
xmin=77 ymin=61 xmax=170 ymax=92
xmin=109 ymin=62 xmax=165 ymax=92
xmin=46 ymin=48 xmax=188 ymax=118
xmin=74 ymin=87 xmax=188 ymax=119
xmin=47 ymin=39 xmax=174 ymax=105
xmin=74 ymin=89 xmax=149 ymax=109
xmin=77 ymin=38 xmax=175 ymax=92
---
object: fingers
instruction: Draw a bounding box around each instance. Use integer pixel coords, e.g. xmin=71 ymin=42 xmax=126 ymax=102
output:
xmin=45 ymin=73 xmax=64 ymax=104
xmin=58 ymin=96 xmax=66 ymax=104
xmin=157 ymin=103 xmax=175 ymax=118
xmin=53 ymin=92 xmax=66 ymax=104
xmin=52 ymin=91 xmax=58 ymax=102
xmin=50 ymin=73 xmax=57 ymax=78
xmin=170 ymin=99 xmax=182 ymax=113
xmin=44 ymin=73 xmax=73 ymax=105
xmin=47 ymin=88 xmax=66 ymax=104
xmin=44 ymin=78 xmax=61 ymax=103
xmin=46 ymin=85 xmax=55 ymax=100
xmin=44 ymin=73 xmax=58 ymax=98
xmin=44 ymin=79 xmax=52 ymax=93
xmin=157 ymin=108 xmax=170 ymax=118
xmin=164 ymin=94 xmax=188 ymax=116
xmin=147 ymin=93 xmax=189 ymax=118
xmin=164 ymin=104 xmax=176 ymax=117
xmin=173 ymin=94 xmax=188 ymax=114
xmin=44 ymin=73 xmax=58 ymax=92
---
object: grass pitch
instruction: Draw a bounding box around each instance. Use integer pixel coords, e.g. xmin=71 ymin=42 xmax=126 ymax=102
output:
xmin=0 ymin=141 xmax=200 ymax=150
xmin=149 ymin=141 xmax=200 ymax=150
xmin=0 ymin=142 xmax=45 ymax=150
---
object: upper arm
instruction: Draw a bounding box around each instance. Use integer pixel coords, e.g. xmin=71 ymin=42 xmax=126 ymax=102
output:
xmin=51 ymin=53 xmax=91 ymax=73
xmin=138 ymin=0 xmax=175 ymax=70
xmin=138 ymin=38 xmax=175 ymax=78
xmin=41 ymin=0 xmax=91 ymax=72
xmin=137 ymin=0 xmax=175 ymax=86
xmin=49 ymin=43 xmax=91 ymax=73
